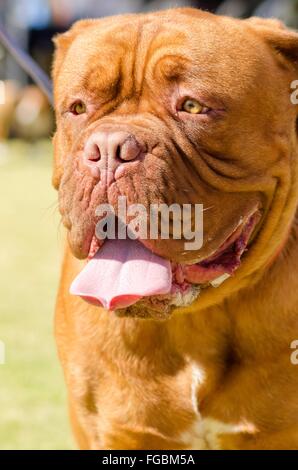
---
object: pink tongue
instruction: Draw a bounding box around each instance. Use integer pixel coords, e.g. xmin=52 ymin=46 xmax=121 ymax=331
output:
xmin=70 ymin=238 xmax=172 ymax=310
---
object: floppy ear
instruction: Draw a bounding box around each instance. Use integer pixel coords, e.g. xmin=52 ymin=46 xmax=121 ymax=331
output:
xmin=245 ymin=17 xmax=298 ymax=68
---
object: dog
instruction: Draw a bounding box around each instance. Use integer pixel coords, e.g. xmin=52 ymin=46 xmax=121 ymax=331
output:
xmin=53 ymin=8 xmax=298 ymax=449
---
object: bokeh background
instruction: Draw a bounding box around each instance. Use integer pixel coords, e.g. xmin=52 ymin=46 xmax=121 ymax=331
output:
xmin=0 ymin=0 xmax=298 ymax=450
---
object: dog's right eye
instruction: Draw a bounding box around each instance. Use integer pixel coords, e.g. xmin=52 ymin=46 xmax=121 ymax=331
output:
xmin=70 ymin=100 xmax=87 ymax=115
xmin=182 ymin=98 xmax=203 ymax=114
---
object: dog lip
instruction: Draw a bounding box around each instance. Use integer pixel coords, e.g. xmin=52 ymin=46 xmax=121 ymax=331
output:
xmin=88 ymin=235 xmax=104 ymax=259
xmin=194 ymin=206 xmax=262 ymax=266
xmin=175 ymin=208 xmax=262 ymax=286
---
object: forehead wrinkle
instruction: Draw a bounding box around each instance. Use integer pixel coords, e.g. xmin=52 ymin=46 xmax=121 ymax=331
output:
xmin=59 ymin=18 xmax=142 ymax=89
xmin=118 ymin=19 xmax=143 ymax=100
xmin=86 ymin=26 xmax=144 ymax=103
xmin=132 ymin=20 xmax=163 ymax=97
xmin=58 ymin=17 xmax=193 ymax=104
xmin=149 ymin=51 xmax=192 ymax=84
xmin=84 ymin=56 xmax=122 ymax=96
xmin=133 ymin=23 xmax=191 ymax=96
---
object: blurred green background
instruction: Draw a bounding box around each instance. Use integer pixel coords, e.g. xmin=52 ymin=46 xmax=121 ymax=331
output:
xmin=0 ymin=141 xmax=73 ymax=449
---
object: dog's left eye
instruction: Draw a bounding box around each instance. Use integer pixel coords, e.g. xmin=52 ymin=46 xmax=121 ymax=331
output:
xmin=181 ymin=98 xmax=205 ymax=114
xmin=70 ymin=100 xmax=87 ymax=115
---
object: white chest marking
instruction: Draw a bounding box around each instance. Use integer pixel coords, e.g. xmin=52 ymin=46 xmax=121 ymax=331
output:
xmin=180 ymin=363 xmax=257 ymax=449
xmin=190 ymin=364 xmax=205 ymax=415
xmin=183 ymin=418 xmax=257 ymax=450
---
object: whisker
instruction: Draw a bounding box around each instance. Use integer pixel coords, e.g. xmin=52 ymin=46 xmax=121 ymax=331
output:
xmin=41 ymin=200 xmax=59 ymax=219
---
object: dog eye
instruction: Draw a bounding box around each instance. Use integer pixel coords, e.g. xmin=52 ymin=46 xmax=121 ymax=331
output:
xmin=181 ymin=99 xmax=204 ymax=114
xmin=70 ymin=101 xmax=86 ymax=115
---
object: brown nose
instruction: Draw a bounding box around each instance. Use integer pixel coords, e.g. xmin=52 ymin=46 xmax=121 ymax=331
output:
xmin=83 ymin=131 xmax=144 ymax=186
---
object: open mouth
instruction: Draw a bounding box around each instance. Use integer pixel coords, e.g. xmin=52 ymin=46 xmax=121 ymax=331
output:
xmin=70 ymin=208 xmax=261 ymax=313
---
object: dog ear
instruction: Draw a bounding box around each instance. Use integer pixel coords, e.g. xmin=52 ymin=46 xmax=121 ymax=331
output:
xmin=245 ymin=17 xmax=298 ymax=68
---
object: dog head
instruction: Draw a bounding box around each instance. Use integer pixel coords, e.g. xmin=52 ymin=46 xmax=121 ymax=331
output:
xmin=52 ymin=8 xmax=298 ymax=318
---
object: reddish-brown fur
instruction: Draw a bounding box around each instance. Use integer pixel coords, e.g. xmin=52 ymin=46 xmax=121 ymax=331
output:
xmin=53 ymin=9 xmax=298 ymax=449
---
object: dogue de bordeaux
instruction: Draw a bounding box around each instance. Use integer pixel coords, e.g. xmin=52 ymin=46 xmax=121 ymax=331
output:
xmin=52 ymin=8 xmax=298 ymax=449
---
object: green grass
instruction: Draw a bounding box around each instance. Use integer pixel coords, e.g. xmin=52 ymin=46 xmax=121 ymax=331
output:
xmin=0 ymin=140 xmax=74 ymax=449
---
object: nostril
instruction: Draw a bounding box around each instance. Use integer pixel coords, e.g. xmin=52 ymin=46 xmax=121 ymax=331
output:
xmin=87 ymin=144 xmax=101 ymax=163
xmin=118 ymin=136 xmax=142 ymax=162
xmin=115 ymin=144 xmax=122 ymax=161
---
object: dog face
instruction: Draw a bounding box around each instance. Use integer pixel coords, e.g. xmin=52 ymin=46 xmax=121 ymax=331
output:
xmin=53 ymin=8 xmax=298 ymax=317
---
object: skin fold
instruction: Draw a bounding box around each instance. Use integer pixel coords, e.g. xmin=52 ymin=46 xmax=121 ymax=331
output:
xmin=53 ymin=8 xmax=298 ymax=449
